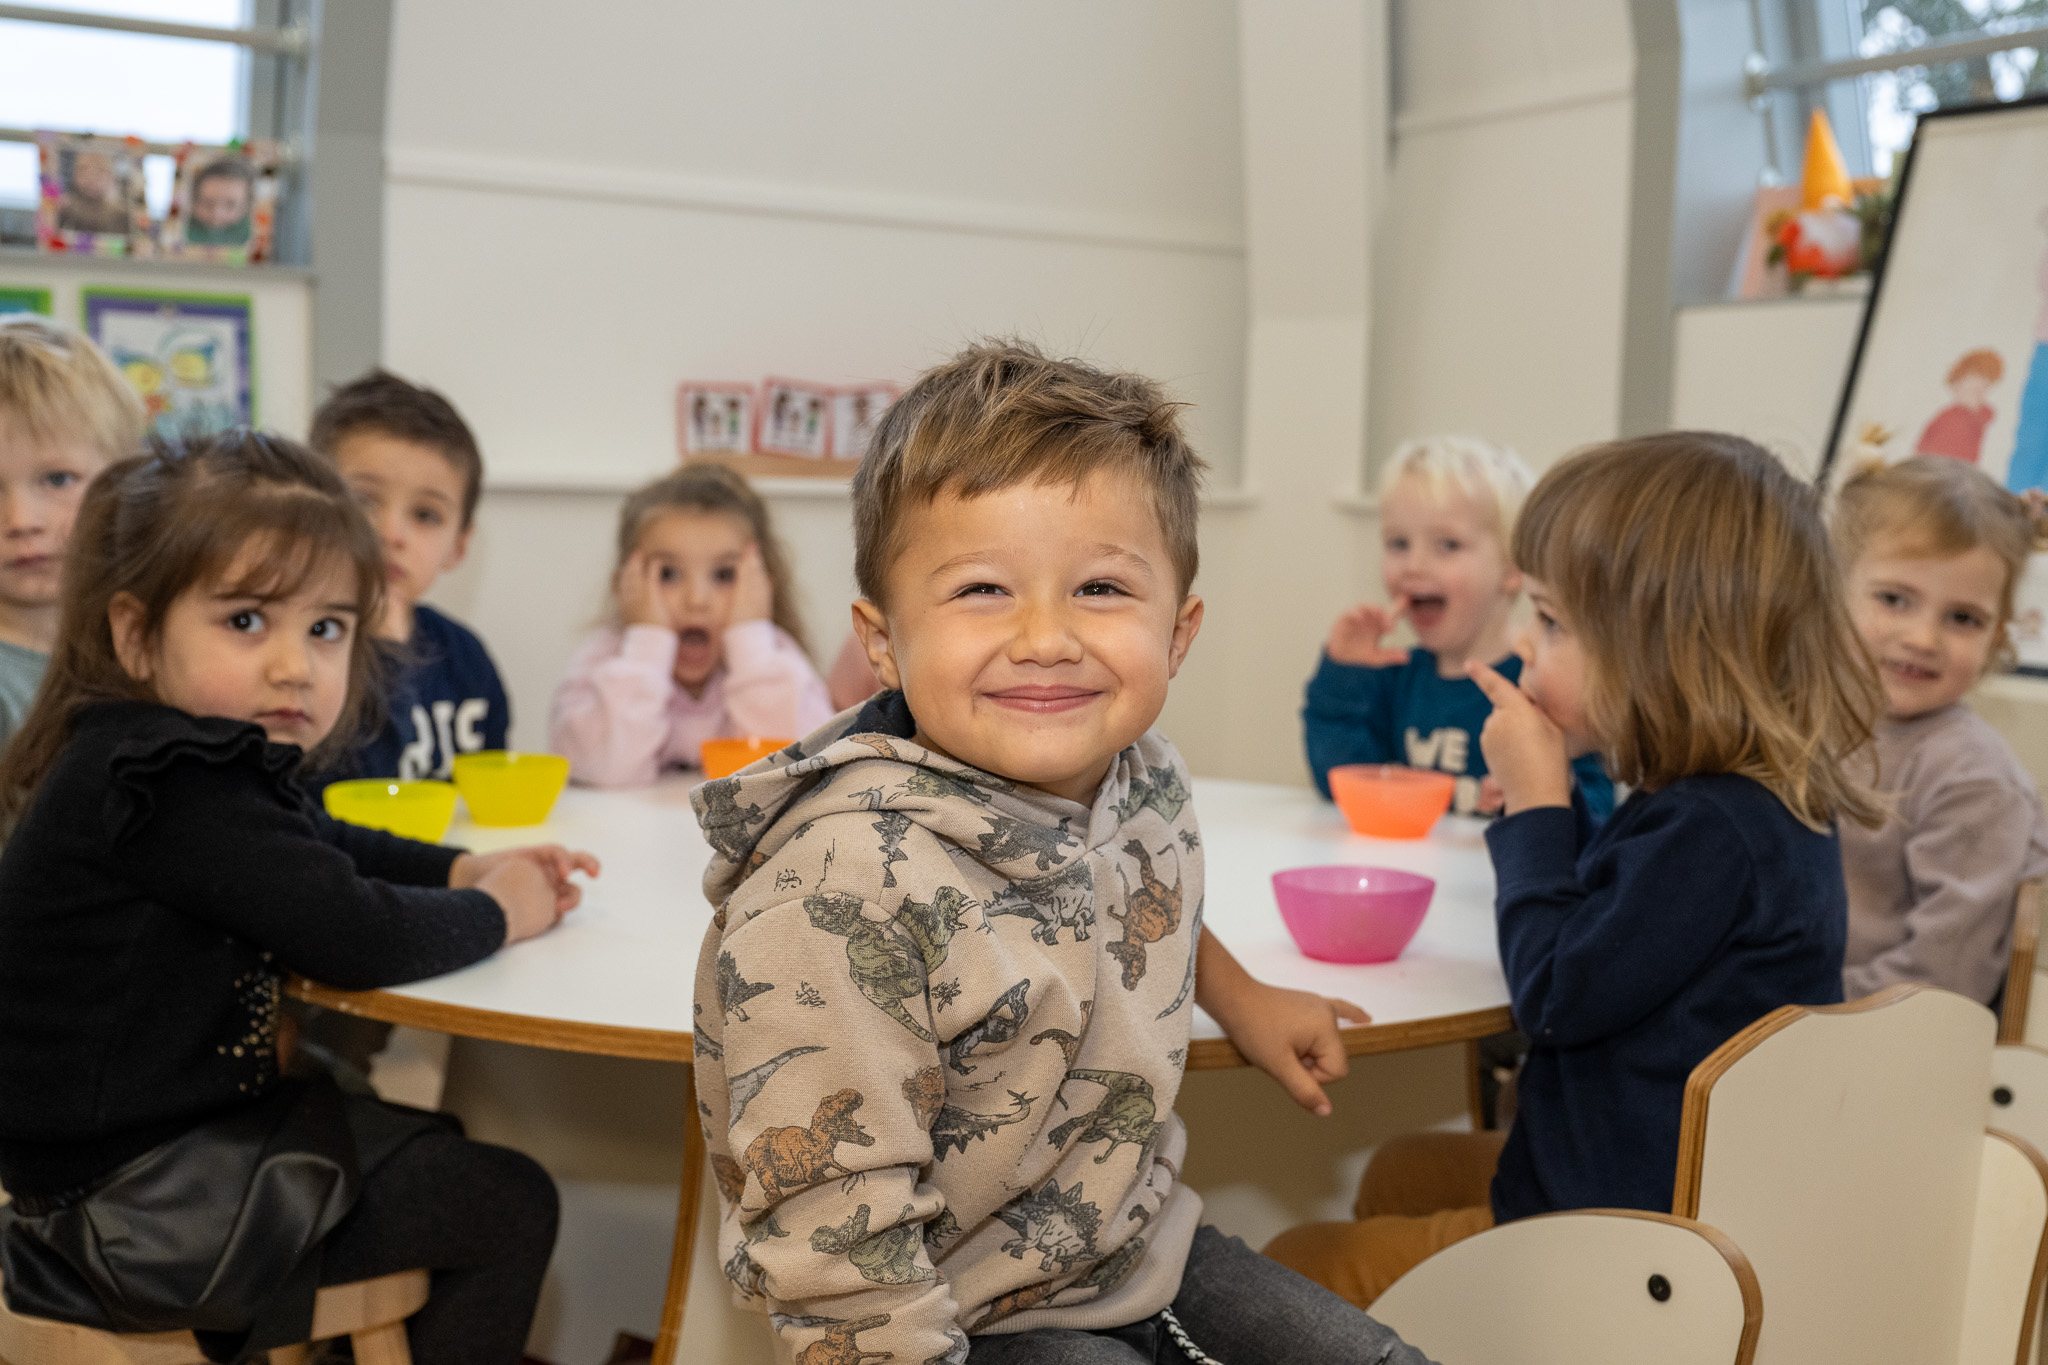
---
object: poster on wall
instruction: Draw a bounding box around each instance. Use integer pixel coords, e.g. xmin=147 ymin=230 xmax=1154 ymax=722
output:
xmin=83 ymin=288 xmax=255 ymax=439
xmin=158 ymin=141 xmax=281 ymax=265
xmin=676 ymin=382 xmax=755 ymax=457
xmin=1822 ymin=95 xmax=2048 ymax=674
xmin=36 ymin=133 xmax=150 ymax=257
xmin=829 ymin=384 xmax=897 ymax=459
xmin=757 ymin=378 xmax=832 ymax=458
xmin=0 ymin=288 xmax=52 ymax=316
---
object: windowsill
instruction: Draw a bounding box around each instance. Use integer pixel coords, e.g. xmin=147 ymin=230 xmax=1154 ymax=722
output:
xmin=0 ymin=244 xmax=315 ymax=281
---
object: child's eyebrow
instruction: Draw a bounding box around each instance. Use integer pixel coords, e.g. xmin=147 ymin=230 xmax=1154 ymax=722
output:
xmin=1083 ymin=544 xmax=1159 ymax=579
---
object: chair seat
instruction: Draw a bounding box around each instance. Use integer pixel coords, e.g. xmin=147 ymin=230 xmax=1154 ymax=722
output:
xmin=0 ymin=1269 xmax=429 ymax=1365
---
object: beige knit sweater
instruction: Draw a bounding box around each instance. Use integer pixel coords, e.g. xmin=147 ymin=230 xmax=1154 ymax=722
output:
xmin=691 ymin=695 xmax=1205 ymax=1365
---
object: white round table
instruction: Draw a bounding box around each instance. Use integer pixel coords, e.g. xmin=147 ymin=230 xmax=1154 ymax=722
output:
xmin=291 ymin=775 xmax=1512 ymax=1362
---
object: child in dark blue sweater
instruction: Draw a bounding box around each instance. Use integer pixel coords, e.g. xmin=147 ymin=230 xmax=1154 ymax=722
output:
xmin=1267 ymin=431 xmax=1882 ymax=1306
xmin=1304 ymin=435 xmax=1613 ymax=820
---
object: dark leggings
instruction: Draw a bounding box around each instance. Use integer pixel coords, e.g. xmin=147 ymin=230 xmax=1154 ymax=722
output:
xmin=317 ymin=1130 xmax=559 ymax=1365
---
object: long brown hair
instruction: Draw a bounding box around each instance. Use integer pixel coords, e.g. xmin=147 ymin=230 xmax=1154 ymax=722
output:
xmin=0 ymin=429 xmax=386 ymax=823
xmin=614 ymin=463 xmax=808 ymax=654
xmin=1514 ymin=431 xmax=1884 ymax=830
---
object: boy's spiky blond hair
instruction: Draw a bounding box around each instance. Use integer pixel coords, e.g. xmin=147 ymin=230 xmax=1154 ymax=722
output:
xmin=0 ymin=315 xmax=145 ymax=462
xmin=1377 ymin=434 xmax=1535 ymax=546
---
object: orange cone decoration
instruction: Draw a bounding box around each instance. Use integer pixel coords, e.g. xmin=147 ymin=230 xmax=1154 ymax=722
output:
xmin=1801 ymin=109 xmax=1853 ymax=210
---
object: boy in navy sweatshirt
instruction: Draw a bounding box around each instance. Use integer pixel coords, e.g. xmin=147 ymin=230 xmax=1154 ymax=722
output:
xmin=310 ymin=370 xmax=510 ymax=783
xmin=1304 ymin=435 xmax=1612 ymax=821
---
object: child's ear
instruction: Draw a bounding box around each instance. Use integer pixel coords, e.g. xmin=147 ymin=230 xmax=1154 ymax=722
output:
xmin=1166 ymin=594 xmax=1204 ymax=679
xmin=1502 ymin=564 xmax=1525 ymax=596
xmin=445 ymin=522 xmax=473 ymax=573
xmin=850 ymin=598 xmax=901 ymax=690
xmin=107 ymin=591 xmax=154 ymax=683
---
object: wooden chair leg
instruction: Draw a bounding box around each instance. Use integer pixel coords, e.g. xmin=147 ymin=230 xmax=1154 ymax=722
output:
xmin=348 ymin=1321 xmax=412 ymax=1365
xmin=652 ymin=1063 xmax=707 ymax=1365
xmin=268 ymin=1346 xmax=312 ymax=1365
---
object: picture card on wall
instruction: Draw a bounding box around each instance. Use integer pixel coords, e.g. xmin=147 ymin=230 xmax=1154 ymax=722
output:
xmin=0 ymin=287 xmax=52 ymax=316
xmin=830 ymin=384 xmax=898 ymax=459
xmin=677 ymin=383 xmax=756 ymax=457
xmin=159 ymin=141 xmax=281 ymax=266
xmin=37 ymin=133 xmax=151 ymax=258
xmin=757 ymin=378 xmax=832 ymax=458
xmin=84 ymin=288 xmax=255 ymax=439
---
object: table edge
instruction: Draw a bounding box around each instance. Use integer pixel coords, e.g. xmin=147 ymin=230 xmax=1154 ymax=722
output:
xmin=291 ymin=980 xmax=1510 ymax=1071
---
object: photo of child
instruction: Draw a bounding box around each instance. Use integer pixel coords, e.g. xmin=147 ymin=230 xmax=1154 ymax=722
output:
xmin=161 ymin=143 xmax=279 ymax=265
xmin=675 ymin=383 xmax=754 ymax=456
xmin=1915 ymin=349 xmax=2004 ymax=463
xmin=829 ymin=383 xmax=896 ymax=458
xmin=757 ymin=377 xmax=830 ymax=457
xmin=35 ymin=134 xmax=147 ymax=256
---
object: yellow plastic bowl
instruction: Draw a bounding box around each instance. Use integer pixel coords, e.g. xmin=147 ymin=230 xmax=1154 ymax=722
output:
xmin=700 ymin=736 xmax=793 ymax=781
xmin=451 ymin=751 xmax=570 ymax=826
xmin=322 ymin=779 xmax=459 ymax=844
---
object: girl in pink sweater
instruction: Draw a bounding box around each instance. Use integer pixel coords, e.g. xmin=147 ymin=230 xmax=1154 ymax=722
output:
xmin=549 ymin=465 xmax=832 ymax=786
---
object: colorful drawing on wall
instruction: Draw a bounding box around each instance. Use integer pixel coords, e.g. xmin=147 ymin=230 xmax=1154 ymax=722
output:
xmin=0 ymin=288 xmax=52 ymax=316
xmin=36 ymin=133 xmax=150 ymax=258
xmin=158 ymin=141 xmax=281 ymax=265
xmin=757 ymin=378 xmax=832 ymax=458
xmin=1823 ymin=95 xmax=2048 ymax=672
xmin=677 ymin=382 xmax=755 ymax=457
xmin=83 ymin=289 xmax=254 ymax=438
xmin=829 ymin=384 xmax=897 ymax=459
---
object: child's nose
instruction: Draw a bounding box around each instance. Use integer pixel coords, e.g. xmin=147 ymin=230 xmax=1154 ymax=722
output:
xmin=1011 ymin=599 xmax=1083 ymax=664
xmin=268 ymin=636 xmax=313 ymax=685
xmin=0 ymin=494 xmax=36 ymax=535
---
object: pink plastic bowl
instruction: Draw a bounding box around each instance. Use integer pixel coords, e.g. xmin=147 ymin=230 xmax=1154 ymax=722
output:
xmin=1272 ymin=865 xmax=1436 ymax=964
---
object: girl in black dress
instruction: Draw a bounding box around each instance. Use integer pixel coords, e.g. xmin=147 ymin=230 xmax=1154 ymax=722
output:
xmin=0 ymin=430 xmax=596 ymax=1364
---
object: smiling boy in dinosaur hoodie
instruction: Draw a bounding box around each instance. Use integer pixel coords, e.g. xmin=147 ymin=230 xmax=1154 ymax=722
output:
xmin=691 ymin=341 xmax=1436 ymax=1365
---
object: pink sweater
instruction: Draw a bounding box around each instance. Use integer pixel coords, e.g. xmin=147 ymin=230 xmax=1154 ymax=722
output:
xmin=549 ymin=621 xmax=834 ymax=788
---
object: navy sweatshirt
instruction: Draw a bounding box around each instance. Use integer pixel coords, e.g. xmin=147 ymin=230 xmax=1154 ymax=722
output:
xmin=0 ymin=703 xmax=505 ymax=1198
xmin=1303 ymin=650 xmax=1614 ymax=821
xmin=335 ymin=603 xmax=510 ymax=784
xmin=1485 ymin=774 xmax=1847 ymax=1222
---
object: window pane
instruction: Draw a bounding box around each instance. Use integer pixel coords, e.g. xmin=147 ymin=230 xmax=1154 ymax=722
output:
xmin=0 ymin=142 xmax=36 ymax=210
xmin=1850 ymin=3 xmax=2048 ymax=175
xmin=0 ymin=2 xmax=249 ymax=147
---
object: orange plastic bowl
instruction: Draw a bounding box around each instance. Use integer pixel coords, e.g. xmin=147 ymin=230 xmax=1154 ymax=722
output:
xmin=701 ymin=736 xmax=793 ymax=781
xmin=1327 ymin=764 xmax=1458 ymax=839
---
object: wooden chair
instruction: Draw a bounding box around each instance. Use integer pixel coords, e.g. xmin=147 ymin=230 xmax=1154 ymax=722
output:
xmin=0 ymin=1270 xmax=429 ymax=1365
xmin=1675 ymin=984 xmax=2048 ymax=1365
xmin=2004 ymin=880 xmax=2041 ymax=1044
xmin=1370 ymin=1208 xmax=1761 ymax=1364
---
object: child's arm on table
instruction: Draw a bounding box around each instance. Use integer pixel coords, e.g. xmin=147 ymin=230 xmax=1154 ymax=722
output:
xmin=1303 ymin=599 xmax=1410 ymax=797
xmin=722 ymin=544 xmax=835 ymax=738
xmin=717 ymin=895 xmax=964 ymax=1365
xmin=1843 ymin=778 xmax=2038 ymax=1002
xmin=1196 ymin=931 xmax=1368 ymax=1116
xmin=1470 ymin=663 xmax=1750 ymax=1047
xmin=548 ymin=553 xmax=684 ymax=787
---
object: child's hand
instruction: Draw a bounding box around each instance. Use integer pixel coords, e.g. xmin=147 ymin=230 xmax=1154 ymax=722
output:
xmin=730 ymin=543 xmax=773 ymax=625
xmin=1467 ymin=661 xmax=1572 ymax=815
xmin=1218 ymin=982 xmax=1370 ymax=1116
xmin=468 ymin=858 xmax=562 ymax=944
xmin=1326 ymin=598 xmax=1412 ymax=668
xmin=452 ymin=845 xmax=601 ymax=925
xmin=1476 ymin=774 xmax=1505 ymax=814
xmin=618 ymin=550 xmax=675 ymax=631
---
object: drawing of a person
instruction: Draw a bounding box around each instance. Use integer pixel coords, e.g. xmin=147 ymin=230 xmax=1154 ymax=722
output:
xmin=2005 ymin=209 xmax=2048 ymax=493
xmin=1915 ymin=349 xmax=2003 ymax=463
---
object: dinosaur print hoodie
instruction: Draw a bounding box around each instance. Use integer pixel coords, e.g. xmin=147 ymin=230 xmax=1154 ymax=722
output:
xmin=691 ymin=691 xmax=1205 ymax=1365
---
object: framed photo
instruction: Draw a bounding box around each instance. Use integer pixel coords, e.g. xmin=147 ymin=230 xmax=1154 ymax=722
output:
xmin=677 ymin=383 xmax=756 ymax=456
xmin=36 ymin=133 xmax=150 ymax=257
xmin=1822 ymin=95 xmax=2048 ymax=673
xmin=83 ymin=289 xmax=255 ymax=438
xmin=159 ymin=141 xmax=281 ymax=265
xmin=829 ymin=384 xmax=897 ymax=459
xmin=757 ymin=377 xmax=832 ymax=458
xmin=0 ymin=287 xmax=52 ymax=317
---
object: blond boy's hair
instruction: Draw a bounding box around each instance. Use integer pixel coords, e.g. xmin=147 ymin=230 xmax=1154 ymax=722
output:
xmin=1377 ymin=434 xmax=1534 ymax=546
xmin=853 ymin=340 xmax=1206 ymax=603
xmin=1833 ymin=456 xmax=2048 ymax=667
xmin=1516 ymin=431 xmax=1883 ymax=830
xmin=0 ymin=316 xmax=146 ymax=461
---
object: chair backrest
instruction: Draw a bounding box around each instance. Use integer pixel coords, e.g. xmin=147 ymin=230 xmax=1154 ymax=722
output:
xmin=1369 ymin=1209 xmax=1760 ymax=1365
xmin=1675 ymin=985 xmax=2021 ymax=1365
xmin=2002 ymin=881 xmax=2040 ymax=1044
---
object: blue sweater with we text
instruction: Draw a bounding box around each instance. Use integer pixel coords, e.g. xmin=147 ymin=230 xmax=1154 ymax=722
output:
xmin=1485 ymin=774 xmax=1847 ymax=1222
